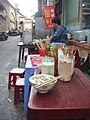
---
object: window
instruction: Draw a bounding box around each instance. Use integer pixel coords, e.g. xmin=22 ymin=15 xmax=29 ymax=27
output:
xmin=81 ymin=0 xmax=90 ymax=29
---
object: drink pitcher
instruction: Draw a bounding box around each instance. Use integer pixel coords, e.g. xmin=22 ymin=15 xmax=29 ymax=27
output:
xmin=58 ymin=55 xmax=75 ymax=81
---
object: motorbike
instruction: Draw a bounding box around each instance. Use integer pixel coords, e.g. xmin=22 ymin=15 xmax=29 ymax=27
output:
xmin=0 ymin=32 xmax=8 ymax=41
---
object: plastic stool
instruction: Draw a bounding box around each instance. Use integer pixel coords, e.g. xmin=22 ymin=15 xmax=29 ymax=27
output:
xmin=14 ymin=78 xmax=24 ymax=105
xmin=8 ymin=68 xmax=25 ymax=89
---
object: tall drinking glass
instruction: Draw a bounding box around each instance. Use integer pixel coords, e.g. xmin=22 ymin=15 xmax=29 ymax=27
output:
xmin=41 ymin=57 xmax=55 ymax=76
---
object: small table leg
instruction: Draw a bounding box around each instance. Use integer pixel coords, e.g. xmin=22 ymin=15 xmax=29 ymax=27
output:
xmin=22 ymin=48 xmax=25 ymax=60
xmin=18 ymin=46 xmax=21 ymax=67
xmin=28 ymin=48 xmax=30 ymax=55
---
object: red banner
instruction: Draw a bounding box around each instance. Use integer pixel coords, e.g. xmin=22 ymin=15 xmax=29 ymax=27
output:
xmin=44 ymin=6 xmax=55 ymax=29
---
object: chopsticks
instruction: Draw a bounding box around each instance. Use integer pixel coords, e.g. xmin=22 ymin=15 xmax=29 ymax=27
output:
xmin=34 ymin=75 xmax=64 ymax=89
xmin=35 ymin=40 xmax=46 ymax=50
xmin=60 ymin=46 xmax=76 ymax=58
xmin=35 ymin=42 xmax=42 ymax=50
xmin=34 ymin=80 xmax=56 ymax=89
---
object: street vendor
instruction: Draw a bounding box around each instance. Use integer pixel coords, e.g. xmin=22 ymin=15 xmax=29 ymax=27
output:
xmin=50 ymin=17 xmax=68 ymax=44
xmin=18 ymin=21 xmax=24 ymax=41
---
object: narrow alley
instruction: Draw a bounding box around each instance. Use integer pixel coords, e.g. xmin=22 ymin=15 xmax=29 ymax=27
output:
xmin=0 ymin=36 xmax=26 ymax=120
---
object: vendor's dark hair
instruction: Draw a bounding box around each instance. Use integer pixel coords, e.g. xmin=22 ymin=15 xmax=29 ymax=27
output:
xmin=52 ymin=18 xmax=61 ymax=25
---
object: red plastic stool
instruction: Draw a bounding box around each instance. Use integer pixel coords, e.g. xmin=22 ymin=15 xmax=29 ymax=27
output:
xmin=14 ymin=78 xmax=24 ymax=105
xmin=8 ymin=68 xmax=25 ymax=89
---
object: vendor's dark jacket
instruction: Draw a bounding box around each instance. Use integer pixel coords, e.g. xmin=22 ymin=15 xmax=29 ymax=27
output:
xmin=51 ymin=25 xmax=68 ymax=44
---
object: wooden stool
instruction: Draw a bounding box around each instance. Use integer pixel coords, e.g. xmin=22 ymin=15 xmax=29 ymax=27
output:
xmin=8 ymin=68 xmax=25 ymax=89
xmin=14 ymin=78 xmax=24 ymax=105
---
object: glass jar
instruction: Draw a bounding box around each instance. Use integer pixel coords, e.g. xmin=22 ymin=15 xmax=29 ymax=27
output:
xmin=41 ymin=56 xmax=55 ymax=76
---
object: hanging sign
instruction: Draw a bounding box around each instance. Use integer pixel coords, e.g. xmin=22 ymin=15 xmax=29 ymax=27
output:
xmin=44 ymin=6 xmax=55 ymax=28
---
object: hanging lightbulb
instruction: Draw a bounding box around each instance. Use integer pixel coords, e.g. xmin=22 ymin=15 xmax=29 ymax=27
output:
xmin=82 ymin=3 xmax=85 ymax=7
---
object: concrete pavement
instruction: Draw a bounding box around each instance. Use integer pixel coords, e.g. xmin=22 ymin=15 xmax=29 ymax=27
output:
xmin=0 ymin=36 xmax=26 ymax=120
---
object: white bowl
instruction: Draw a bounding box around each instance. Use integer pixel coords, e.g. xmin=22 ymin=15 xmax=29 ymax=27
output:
xmin=29 ymin=74 xmax=57 ymax=93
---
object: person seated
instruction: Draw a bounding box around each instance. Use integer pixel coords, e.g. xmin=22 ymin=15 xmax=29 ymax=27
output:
xmin=50 ymin=17 xmax=68 ymax=45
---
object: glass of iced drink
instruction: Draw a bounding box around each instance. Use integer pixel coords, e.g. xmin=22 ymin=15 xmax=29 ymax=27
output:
xmin=41 ymin=57 xmax=55 ymax=76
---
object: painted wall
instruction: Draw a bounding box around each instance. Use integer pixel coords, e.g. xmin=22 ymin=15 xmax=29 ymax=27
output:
xmin=0 ymin=0 xmax=16 ymax=31
xmin=0 ymin=0 xmax=25 ymax=32
xmin=63 ymin=0 xmax=90 ymax=42
xmin=64 ymin=0 xmax=80 ymax=31
xmin=66 ymin=0 xmax=79 ymax=25
xmin=35 ymin=17 xmax=53 ymax=39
